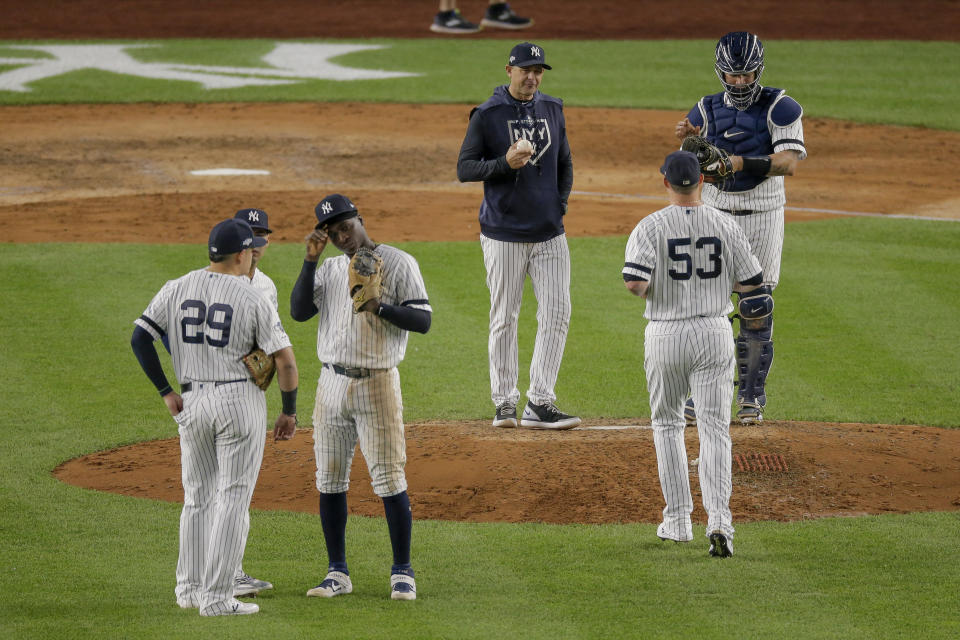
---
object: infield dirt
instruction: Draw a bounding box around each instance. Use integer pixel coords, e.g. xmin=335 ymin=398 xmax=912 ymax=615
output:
xmin=8 ymin=0 xmax=958 ymax=524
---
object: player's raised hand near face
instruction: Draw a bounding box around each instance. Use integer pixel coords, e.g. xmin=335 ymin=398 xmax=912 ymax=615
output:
xmin=305 ymin=229 xmax=329 ymax=261
xmin=675 ymin=117 xmax=701 ymax=140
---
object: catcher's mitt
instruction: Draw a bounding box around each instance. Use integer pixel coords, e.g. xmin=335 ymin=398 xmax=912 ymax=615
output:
xmin=348 ymin=247 xmax=383 ymax=314
xmin=681 ymin=135 xmax=734 ymax=182
xmin=243 ymin=347 xmax=276 ymax=390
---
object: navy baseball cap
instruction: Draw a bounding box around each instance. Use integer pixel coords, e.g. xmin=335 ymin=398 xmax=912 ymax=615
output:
xmin=208 ymin=218 xmax=267 ymax=257
xmin=234 ymin=208 xmax=272 ymax=233
xmin=508 ymin=42 xmax=552 ymax=70
xmin=314 ymin=194 xmax=359 ymax=230
xmin=660 ymin=150 xmax=702 ymax=187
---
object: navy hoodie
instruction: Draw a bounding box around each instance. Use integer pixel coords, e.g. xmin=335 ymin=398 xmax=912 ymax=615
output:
xmin=457 ymin=85 xmax=573 ymax=243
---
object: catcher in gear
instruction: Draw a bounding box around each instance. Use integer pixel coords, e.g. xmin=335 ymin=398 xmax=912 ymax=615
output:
xmin=674 ymin=31 xmax=807 ymax=425
xmin=290 ymin=193 xmax=432 ymax=601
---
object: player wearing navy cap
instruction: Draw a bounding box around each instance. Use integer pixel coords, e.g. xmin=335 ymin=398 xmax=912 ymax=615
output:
xmin=291 ymin=194 xmax=431 ymax=601
xmin=675 ymin=31 xmax=807 ymax=425
xmin=131 ymin=217 xmax=300 ymax=615
xmin=234 ymin=208 xmax=278 ymax=311
xmin=457 ymin=42 xmax=579 ymax=430
xmin=623 ymin=151 xmax=763 ymax=557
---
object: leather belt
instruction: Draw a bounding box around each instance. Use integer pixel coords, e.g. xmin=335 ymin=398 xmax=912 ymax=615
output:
xmin=719 ymin=208 xmax=755 ymax=216
xmin=324 ymin=363 xmax=374 ymax=379
xmin=181 ymin=378 xmax=247 ymax=393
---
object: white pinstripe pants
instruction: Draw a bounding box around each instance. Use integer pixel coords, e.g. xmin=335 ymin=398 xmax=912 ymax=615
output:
xmin=644 ymin=318 xmax=735 ymax=538
xmin=174 ymin=382 xmax=266 ymax=610
xmin=731 ymin=207 xmax=784 ymax=288
xmin=312 ymin=366 xmax=407 ymax=498
xmin=480 ymin=233 xmax=572 ymax=407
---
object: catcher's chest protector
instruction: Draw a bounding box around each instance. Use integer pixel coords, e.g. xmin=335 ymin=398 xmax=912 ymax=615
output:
xmin=703 ymin=87 xmax=781 ymax=192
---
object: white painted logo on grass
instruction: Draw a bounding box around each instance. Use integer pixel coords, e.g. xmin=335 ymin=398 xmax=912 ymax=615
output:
xmin=190 ymin=168 xmax=270 ymax=176
xmin=0 ymin=43 xmax=418 ymax=92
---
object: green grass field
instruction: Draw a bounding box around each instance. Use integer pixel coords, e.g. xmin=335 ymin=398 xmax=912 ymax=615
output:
xmin=1 ymin=37 xmax=959 ymax=639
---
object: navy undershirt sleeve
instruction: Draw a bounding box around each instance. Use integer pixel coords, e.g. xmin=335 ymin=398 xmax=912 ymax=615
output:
xmin=290 ymin=259 xmax=320 ymax=321
xmin=378 ymin=303 xmax=431 ymax=334
xmin=131 ymin=325 xmax=172 ymax=396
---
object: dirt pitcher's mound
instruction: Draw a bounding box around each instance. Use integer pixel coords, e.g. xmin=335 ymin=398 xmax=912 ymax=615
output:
xmin=55 ymin=420 xmax=960 ymax=524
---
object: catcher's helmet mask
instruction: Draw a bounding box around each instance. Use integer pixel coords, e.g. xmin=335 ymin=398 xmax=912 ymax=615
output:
xmin=715 ymin=31 xmax=764 ymax=111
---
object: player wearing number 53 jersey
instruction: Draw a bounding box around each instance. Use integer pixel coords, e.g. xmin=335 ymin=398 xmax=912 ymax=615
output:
xmin=131 ymin=217 xmax=300 ymax=616
xmin=623 ymin=151 xmax=763 ymax=558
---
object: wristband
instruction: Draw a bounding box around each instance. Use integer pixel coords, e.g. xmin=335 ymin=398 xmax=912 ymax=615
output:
xmin=741 ymin=156 xmax=772 ymax=176
xmin=281 ymin=388 xmax=298 ymax=416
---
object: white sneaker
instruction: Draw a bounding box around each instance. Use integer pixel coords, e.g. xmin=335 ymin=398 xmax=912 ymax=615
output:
xmin=234 ymin=571 xmax=273 ymax=597
xmin=390 ymin=573 xmax=417 ymax=601
xmin=199 ymin=598 xmax=259 ymax=616
xmin=657 ymin=521 xmax=693 ymax=543
xmin=306 ymin=570 xmax=353 ymax=597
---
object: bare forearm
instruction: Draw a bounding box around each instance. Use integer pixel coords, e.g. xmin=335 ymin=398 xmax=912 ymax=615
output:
xmin=274 ymin=347 xmax=298 ymax=392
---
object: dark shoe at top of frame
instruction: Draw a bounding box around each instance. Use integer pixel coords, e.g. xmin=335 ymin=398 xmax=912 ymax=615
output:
xmin=430 ymin=10 xmax=482 ymax=34
xmin=708 ymin=531 xmax=734 ymax=558
xmin=519 ymin=401 xmax=581 ymax=430
xmin=481 ymin=3 xmax=534 ymax=29
xmin=493 ymin=402 xmax=518 ymax=428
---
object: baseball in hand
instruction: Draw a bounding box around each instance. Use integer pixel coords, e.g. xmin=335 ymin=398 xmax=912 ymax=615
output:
xmin=516 ymin=139 xmax=533 ymax=153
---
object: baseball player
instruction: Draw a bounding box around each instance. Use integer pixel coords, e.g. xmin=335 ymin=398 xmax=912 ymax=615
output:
xmin=675 ymin=31 xmax=806 ymax=425
xmin=157 ymin=208 xmax=278 ymax=597
xmin=623 ymin=151 xmax=764 ymax=557
xmin=131 ymin=217 xmax=300 ymax=616
xmin=457 ymin=41 xmax=579 ymax=430
xmin=289 ymin=194 xmax=431 ymax=601
xmin=229 ymin=208 xmax=278 ymax=597
xmin=235 ymin=208 xmax=278 ymax=310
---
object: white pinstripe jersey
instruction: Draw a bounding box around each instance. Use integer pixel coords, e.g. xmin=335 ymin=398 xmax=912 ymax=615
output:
xmin=695 ymin=91 xmax=807 ymax=212
xmin=311 ymin=244 xmax=431 ymax=368
xmin=135 ymin=268 xmax=292 ymax=383
xmin=249 ymin=268 xmax=278 ymax=310
xmin=623 ymin=204 xmax=762 ymax=321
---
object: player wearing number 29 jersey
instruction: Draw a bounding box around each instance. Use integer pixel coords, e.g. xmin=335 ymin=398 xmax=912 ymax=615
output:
xmin=131 ymin=218 xmax=299 ymax=616
xmin=623 ymin=151 xmax=762 ymax=557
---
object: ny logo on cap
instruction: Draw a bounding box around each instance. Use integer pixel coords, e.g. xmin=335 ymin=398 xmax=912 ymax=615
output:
xmin=321 ymin=201 xmax=333 ymax=214
xmin=243 ymin=238 xmax=252 ymax=247
xmin=509 ymin=55 xmax=516 ymax=63
xmin=530 ymin=46 xmax=541 ymax=57
xmin=247 ymin=211 xmax=260 ymax=222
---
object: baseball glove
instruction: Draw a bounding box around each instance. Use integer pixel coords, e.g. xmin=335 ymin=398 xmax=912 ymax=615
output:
xmin=348 ymin=247 xmax=383 ymax=314
xmin=243 ymin=347 xmax=276 ymax=390
xmin=681 ymin=135 xmax=734 ymax=182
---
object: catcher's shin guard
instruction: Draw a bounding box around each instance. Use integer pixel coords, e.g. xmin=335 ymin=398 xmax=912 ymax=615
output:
xmin=735 ymin=286 xmax=774 ymax=417
xmin=735 ymin=335 xmax=773 ymax=409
